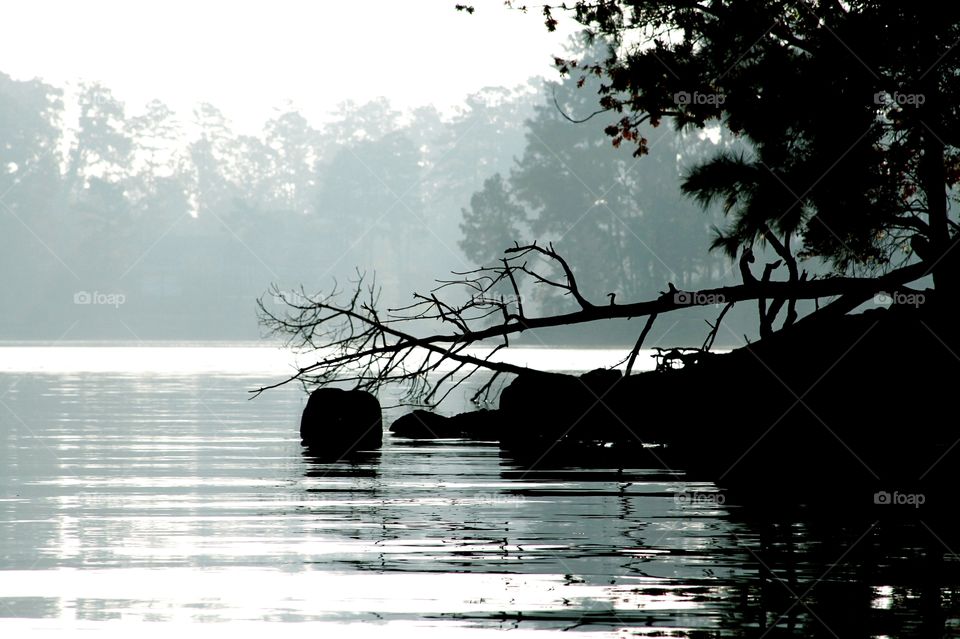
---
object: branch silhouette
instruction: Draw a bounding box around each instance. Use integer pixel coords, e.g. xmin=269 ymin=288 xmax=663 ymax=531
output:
xmin=255 ymin=244 xmax=930 ymax=403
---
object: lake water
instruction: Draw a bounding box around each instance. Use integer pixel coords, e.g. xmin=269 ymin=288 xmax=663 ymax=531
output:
xmin=1 ymin=345 xmax=957 ymax=637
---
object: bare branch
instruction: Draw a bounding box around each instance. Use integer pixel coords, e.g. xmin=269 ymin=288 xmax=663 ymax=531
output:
xmin=552 ymin=85 xmax=610 ymax=124
xmin=625 ymin=313 xmax=658 ymax=376
xmin=255 ymin=245 xmax=930 ymax=404
xmin=505 ymin=241 xmax=594 ymax=309
xmin=702 ymin=301 xmax=735 ymax=352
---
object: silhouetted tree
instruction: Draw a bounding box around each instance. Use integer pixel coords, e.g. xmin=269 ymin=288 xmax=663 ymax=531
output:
xmin=460 ymin=173 xmax=526 ymax=266
xmin=540 ymin=1 xmax=959 ymax=296
xmin=433 ymin=86 xmax=537 ymax=202
xmin=0 ymin=73 xmax=68 ymax=330
xmin=459 ymin=38 xmax=730 ymax=315
xmin=315 ymin=129 xmax=426 ymax=304
xmin=324 ymin=98 xmax=401 ymax=147
xmin=262 ymin=109 xmax=321 ymax=216
xmin=261 ymin=6 xmax=950 ymax=401
xmin=188 ymin=103 xmax=244 ymax=219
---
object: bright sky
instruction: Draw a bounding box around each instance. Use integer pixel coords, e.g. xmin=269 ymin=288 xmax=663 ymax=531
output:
xmin=0 ymin=0 xmax=574 ymax=133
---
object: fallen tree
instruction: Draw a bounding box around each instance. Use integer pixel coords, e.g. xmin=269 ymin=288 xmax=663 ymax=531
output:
xmin=254 ymin=239 xmax=933 ymax=403
xmin=256 ymin=2 xmax=960 ymax=405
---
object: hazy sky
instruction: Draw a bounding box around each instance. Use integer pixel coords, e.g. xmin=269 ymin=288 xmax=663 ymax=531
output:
xmin=1 ymin=0 xmax=574 ymax=133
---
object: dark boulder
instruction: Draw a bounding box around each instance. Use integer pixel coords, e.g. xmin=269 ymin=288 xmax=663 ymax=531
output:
xmin=500 ymin=304 xmax=960 ymax=488
xmin=300 ymin=388 xmax=382 ymax=457
xmin=389 ymin=410 xmax=453 ymax=438
xmin=448 ymin=409 xmax=502 ymax=439
xmin=499 ymin=368 xmax=626 ymax=446
xmin=390 ymin=408 xmax=502 ymax=439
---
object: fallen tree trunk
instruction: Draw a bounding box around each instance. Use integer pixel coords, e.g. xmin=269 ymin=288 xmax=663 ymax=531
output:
xmin=255 ymin=253 xmax=932 ymax=399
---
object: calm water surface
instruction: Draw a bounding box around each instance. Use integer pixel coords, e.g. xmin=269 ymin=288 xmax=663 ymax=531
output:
xmin=1 ymin=345 xmax=957 ymax=637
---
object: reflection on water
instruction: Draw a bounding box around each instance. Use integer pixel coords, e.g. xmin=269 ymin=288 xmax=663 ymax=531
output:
xmin=1 ymin=355 xmax=959 ymax=636
xmin=0 ymin=344 xmax=655 ymax=375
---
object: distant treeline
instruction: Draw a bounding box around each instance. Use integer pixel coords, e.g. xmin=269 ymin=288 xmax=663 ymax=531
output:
xmin=0 ymin=40 xmax=759 ymax=345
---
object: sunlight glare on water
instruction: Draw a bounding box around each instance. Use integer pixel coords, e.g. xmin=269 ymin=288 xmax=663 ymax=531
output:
xmin=0 ymin=343 xmax=659 ymax=375
xmin=0 ymin=345 xmax=952 ymax=636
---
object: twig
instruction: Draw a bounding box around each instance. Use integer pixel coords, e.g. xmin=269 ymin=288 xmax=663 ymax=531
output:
xmin=702 ymin=301 xmax=734 ymax=352
xmin=625 ymin=313 xmax=658 ymax=376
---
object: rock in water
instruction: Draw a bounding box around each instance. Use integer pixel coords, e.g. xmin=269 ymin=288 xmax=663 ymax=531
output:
xmin=300 ymin=388 xmax=383 ymax=456
xmin=499 ymin=368 xmax=624 ymax=437
xmin=389 ymin=409 xmax=502 ymax=439
xmin=389 ymin=410 xmax=453 ymax=438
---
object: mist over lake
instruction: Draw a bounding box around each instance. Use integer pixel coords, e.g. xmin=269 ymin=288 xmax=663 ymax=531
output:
xmin=3 ymin=1 xmax=960 ymax=636
xmin=3 ymin=346 xmax=955 ymax=636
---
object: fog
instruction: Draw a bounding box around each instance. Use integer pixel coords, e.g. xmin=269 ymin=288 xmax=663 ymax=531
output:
xmin=0 ymin=3 xmax=771 ymax=344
